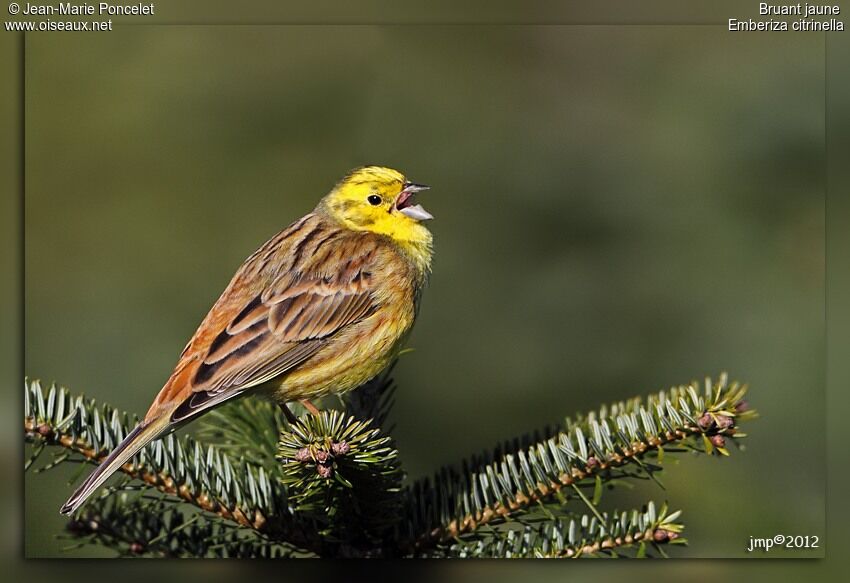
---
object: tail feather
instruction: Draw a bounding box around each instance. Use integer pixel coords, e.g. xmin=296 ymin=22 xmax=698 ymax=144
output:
xmin=59 ymin=416 xmax=170 ymax=515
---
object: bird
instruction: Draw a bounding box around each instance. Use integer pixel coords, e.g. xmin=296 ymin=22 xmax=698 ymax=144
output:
xmin=60 ymin=165 xmax=434 ymax=515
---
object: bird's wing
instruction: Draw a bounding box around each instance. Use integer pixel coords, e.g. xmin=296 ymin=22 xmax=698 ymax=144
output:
xmin=152 ymin=220 xmax=381 ymax=423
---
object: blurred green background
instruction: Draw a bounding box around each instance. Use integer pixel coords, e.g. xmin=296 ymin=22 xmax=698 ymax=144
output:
xmin=24 ymin=26 xmax=824 ymax=558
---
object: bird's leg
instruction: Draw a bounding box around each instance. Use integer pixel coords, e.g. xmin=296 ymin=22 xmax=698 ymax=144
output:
xmin=279 ymin=402 xmax=299 ymax=425
xmin=299 ymin=399 xmax=321 ymax=416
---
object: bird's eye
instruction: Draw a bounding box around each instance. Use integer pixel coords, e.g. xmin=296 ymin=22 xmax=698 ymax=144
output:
xmin=367 ymin=195 xmax=382 ymax=206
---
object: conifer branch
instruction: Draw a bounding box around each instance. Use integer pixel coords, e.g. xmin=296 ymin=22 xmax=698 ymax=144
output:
xmin=404 ymin=374 xmax=754 ymax=550
xmin=24 ymin=373 xmax=756 ymax=558
xmin=273 ymin=409 xmax=404 ymax=556
xmin=445 ymin=501 xmax=686 ymax=558
xmin=64 ymin=493 xmax=294 ymax=558
xmin=23 ymin=379 xmax=323 ymax=554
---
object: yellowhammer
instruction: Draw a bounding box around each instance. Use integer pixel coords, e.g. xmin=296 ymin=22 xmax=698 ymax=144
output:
xmin=61 ymin=166 xmax=434 ymax=514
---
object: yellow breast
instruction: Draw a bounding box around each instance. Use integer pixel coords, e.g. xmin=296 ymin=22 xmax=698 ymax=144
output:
xmin=273 ymin=233 xmax=427 ymax=401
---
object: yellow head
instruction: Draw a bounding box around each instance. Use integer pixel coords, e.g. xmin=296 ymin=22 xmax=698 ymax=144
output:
xmin=318 ymin=166 xmax=434 ymax=257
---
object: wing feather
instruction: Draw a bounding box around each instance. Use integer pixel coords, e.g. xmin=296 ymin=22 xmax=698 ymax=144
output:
xmin=168 ymin=231 xmax=380 ymax=423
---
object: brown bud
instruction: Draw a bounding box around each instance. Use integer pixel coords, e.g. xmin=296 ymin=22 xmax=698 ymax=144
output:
xmin=129 ymin=542 xmax=145 ymax=555
xmin=37 ymin=424 xmax=53 ymax=438
xmin=586 ymin=456 xmax=598 ymax=469
xmin=316 ymin=463 xmax=333 ymax=479
xmin=709 ymin=435 xmax=726 ymax=448
xmin=697 ymin=412 xmax=714 ymax=430
xmin=668 ymin=532 xmax=679 ymax=540
xmin=331 ymin=441 xmax=350 ymax=456
xmin=315 ymin=449 xmax=330 ymax=463
xmin=735 ymin=400 xmax=750 ymax=413
xmin=716 ymin=415 xmax=734 ymax=429
xmin=653 ymin=529 xmax=670 ymax=543
xmin=293 ymin=448 xmax=311 ymax=463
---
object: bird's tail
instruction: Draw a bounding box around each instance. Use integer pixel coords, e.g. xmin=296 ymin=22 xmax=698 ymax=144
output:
xmin=59 ymin=415 xmax=171 ymax=515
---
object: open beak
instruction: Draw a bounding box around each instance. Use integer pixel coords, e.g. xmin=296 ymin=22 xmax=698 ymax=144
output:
xmin=395 ymin=182 xmax=433 ymax=221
